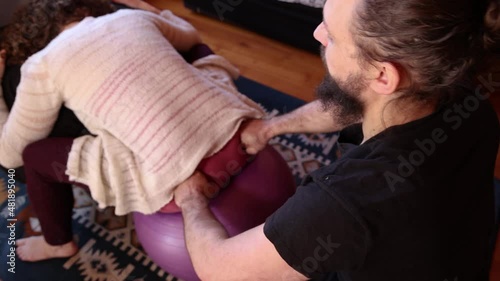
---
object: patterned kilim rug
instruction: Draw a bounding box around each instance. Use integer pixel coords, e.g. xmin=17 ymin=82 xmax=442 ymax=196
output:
xmin=0 ymin=77 xmax=340 ymax=281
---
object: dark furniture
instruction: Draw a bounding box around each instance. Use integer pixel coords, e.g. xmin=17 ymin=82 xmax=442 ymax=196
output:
xmin=184 ymin=0 xmax=323 ymax=54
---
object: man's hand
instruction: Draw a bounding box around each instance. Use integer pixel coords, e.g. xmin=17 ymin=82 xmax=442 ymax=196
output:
xmin=112 ymin=0 xmax=161 ymax=14
xmin=174 ymin=171 xmax=220 ymax=210
xmin=241 ymin=101 xmax=351 ymax=153
xmin=0 ymin=50 xmax=6 ymax=79
xmin=240 ymin=119 xmax=276 ymax=155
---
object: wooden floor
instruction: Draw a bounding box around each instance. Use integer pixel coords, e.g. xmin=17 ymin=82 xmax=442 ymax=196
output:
xmin=148 ymin=0 xmax=500 ymax=279
xmin=147 ymin=0 xmax=324 ymax=102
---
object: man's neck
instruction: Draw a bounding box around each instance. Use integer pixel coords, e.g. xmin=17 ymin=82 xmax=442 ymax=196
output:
xmin=361 ymin=98 xmax=437 ymax=144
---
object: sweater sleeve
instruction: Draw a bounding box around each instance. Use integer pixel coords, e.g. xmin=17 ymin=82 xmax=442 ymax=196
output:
xmin=150 ymin=10 xmax=201 ymax=52
xmin=0 ymin=57 xmax=61 ymax=168
xmin=192 ymin=55 xmax=265 ymax=116
xmin=192 ymin=54 xmax=240 ymax=90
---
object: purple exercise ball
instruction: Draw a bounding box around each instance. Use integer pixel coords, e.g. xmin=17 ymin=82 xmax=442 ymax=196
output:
xmin=133 ymin=145 xmax=296 ymax=281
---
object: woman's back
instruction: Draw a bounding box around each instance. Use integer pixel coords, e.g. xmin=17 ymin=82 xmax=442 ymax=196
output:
xmin=9 ymin=9 xmax=264 ymax=214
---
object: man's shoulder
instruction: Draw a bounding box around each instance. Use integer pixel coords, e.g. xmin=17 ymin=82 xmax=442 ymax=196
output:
xmin=307 ymin=151 xmax=406 ymax=191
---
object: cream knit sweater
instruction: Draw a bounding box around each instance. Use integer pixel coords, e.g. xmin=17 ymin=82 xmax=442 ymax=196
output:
xmin=0 ymin=9 xmax=264 ymax=215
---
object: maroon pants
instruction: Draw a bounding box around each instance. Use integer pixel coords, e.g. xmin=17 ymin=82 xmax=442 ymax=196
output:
xmin=23 ymin=128 xmax=252 ymax=245
xmin=23 ymin=138 xmax=86 ymax=245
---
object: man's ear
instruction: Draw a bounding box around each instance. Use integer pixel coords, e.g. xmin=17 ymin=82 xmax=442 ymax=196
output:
xmin=368 ymin=62 xmax=401 ymax=96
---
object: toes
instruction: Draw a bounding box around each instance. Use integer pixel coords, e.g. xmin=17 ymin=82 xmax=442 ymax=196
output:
xmin=16 ymin=237 xmax=35 ymax=261
xmin=14 ymin=236 xmax=78 ymax=262
xmin=17 ymin=247 xmax=25 ymax=260
xmin=17 ymin=247 xmax=29 ymax=261
xmin=16 ymin=238 xmax=27 ymax=246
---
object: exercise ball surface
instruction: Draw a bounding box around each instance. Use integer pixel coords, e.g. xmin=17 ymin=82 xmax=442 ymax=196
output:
xmin=133 ymin=145 xmax=296 ymax=281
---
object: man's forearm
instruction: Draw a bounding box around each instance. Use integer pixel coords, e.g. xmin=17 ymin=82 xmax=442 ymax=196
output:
xmin=269 ymin=100 xmax=353 ymax=136
xmin=181 ymin=204 xmax=228 ymax=280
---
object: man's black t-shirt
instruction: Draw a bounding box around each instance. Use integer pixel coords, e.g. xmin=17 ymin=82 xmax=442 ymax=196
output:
xmin=264 ymin=90 xmax=500 ymax=281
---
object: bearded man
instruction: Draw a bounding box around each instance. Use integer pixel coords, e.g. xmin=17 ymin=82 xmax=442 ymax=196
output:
xmin=173 ymin=0 xmax=500 ymax=280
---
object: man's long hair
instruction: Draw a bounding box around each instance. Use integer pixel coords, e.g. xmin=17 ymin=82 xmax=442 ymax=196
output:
xmin=1 ymin=0 xmax=115 ymax=65
xmin=352 ymin=0 xmax=500 ymax=103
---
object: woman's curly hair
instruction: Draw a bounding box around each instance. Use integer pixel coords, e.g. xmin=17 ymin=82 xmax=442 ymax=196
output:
xmin=1 ymin=0 xmax=115 ymax=65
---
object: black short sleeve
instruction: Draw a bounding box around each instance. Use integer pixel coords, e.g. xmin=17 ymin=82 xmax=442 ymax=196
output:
xmin=264 ymin=179 xmax=370 ymax=279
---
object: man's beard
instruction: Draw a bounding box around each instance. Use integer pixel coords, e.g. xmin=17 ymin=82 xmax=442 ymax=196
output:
xmin=316 ymin=49 xmax=366 ymax=128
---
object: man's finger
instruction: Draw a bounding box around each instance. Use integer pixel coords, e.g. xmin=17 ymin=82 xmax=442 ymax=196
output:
xmin=246 ymin=147 xmax=257 ymax=155
xmin=203 ymin=182 xmax=220 ymax=199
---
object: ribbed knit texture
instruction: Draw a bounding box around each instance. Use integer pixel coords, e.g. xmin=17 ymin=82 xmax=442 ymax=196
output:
xmin=0 ymin=9 xmax=264 ymax=215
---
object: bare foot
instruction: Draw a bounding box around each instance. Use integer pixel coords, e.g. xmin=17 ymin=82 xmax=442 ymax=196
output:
xmin=16 ymin=236 xmax=78 ymax=262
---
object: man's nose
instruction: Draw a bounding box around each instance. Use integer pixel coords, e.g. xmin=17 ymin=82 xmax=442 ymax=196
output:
xmin=313 ymin=22 xmax=328 ymax=47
